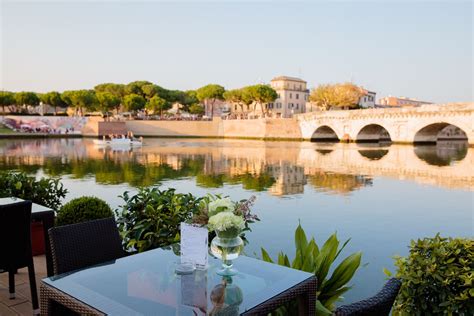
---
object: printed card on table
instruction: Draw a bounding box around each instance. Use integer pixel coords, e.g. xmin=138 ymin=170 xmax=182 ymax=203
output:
xmin=180 ymin=223 xmax=208 ymax=269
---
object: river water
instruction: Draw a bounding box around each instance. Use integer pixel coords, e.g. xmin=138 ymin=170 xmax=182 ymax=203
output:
xmin=0 ymin=138 xmax=472 ymax=304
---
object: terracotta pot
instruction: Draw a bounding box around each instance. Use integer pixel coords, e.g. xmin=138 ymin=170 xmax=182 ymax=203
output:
xmin=31 ymin=221 xmax=45 ymax=256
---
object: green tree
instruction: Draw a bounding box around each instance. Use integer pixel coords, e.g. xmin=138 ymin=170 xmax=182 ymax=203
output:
xmin=125 ymin=81 xmax=152 ymax=97
xmin=40 ymin=91 xmax=67 ymax=115
xmin=196 ymin=84 xmax=225 ymax=118
xmin=141 ymin=84 xmax=167 ymax=100
xmin=123 ymin=94 xmax=146 ymax=112
xmin=310 ymin=83 xmax=363 ymax=110
xmin=94 ymin=83 xmax=125 ymax=98
xmin=183 ymin=90 xmax=198 ymax=106
xmin=64 ymin=90 xmax=98 ymax=116
xmin=14 ymin=92 xmax=40 ymax=113
xmin=223 ymin=89 xmax=244 ymax=112
xmin=96 ymin=92 xmax=121 ymax=118
xmin=188 ymin=103 xmax=204 ymax=115
xmin=146 ymin=95 xmax=170 ymax=116
xmin=247 ymin=84 xmax=278 ymax=115
xmin=0 ymin=91 xmax=15 ymax=114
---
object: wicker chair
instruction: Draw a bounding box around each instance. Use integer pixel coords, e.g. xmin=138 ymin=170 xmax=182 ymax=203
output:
xmin=48 ymin=217 xmax=127 ymax=275
xmin=334 ymin=278 xmax=401 ymax=316
xmin=0 ymin=200 xmax=40 ymax=314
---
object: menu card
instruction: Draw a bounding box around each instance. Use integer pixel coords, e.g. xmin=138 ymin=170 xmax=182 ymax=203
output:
xmin=180 ymin=223 xmax=208 ymax=269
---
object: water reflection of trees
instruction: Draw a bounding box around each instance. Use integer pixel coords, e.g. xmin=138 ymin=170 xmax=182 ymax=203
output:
xmin=0 ymin=152 xmax=374 ymax=196
xmin=0 ymin=138 xmax=471 ymax=195
xmin=308 ymin=173 xmax=373 ymax=195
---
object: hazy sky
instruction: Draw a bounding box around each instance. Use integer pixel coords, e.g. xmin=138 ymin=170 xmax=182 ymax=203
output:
xmin=1 ymin=1 xmax=472 ymax=103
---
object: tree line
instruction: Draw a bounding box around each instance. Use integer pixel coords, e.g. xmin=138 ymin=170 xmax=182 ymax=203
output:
xmin=0 ymin=81 xmax=364 ymax=116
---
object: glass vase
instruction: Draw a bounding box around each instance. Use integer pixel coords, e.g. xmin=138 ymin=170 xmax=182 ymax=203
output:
xmin=210 ymin=230 xmax=244 ymax=276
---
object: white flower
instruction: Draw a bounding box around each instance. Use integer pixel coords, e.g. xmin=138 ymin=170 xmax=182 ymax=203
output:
xmin=208 ymin=212 xmax=244 ymax=232
xmin=208 ymin=197 xmax=235 ymax=217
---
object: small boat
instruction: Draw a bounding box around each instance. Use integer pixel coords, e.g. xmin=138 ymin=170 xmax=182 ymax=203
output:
xmin=93 ymin=137 xmax=143 ymax=147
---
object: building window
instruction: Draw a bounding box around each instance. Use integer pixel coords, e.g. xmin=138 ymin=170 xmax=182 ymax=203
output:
xmin=290 ymin=93 xmax=292 ymax=99
xmin=296 ymin=104 xmax=299 ymax=109
xmin=296 ymin=94 xmax=299 ymax=99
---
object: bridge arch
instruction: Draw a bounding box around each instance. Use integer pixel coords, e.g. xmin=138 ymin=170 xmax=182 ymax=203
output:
xmin=414 ymin=123 xmax=468 ymax=144
xmin=311 ymin=125 xmax=340 ymax=142
xmin=356 ymin=124 xmax=392 ymax=143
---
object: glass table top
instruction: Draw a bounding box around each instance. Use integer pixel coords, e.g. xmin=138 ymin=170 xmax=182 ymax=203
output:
xmin=0 ymin=197 xmax=53 ymax=213
xmin=43 ymin=247 xmax=314 ymax=315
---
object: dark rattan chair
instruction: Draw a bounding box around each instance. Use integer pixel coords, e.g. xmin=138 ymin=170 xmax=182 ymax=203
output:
xmin=0 ymin=200 xmax=40 ymax=314
xmin=48 ymin=217 xmax=127 ymax=275
xmin=334 ymin=278 xmax=401 ymax=316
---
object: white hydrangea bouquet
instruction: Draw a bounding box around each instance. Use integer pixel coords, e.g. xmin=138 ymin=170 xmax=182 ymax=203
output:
xmin=192 ymin=195 xmax=259 ymax=240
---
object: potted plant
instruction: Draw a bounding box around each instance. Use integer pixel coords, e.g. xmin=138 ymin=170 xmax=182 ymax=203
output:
xmin=56 ymin=196 xmax=113 ymax=226
xmin=0 ymin=171 xmax=68 ymax=255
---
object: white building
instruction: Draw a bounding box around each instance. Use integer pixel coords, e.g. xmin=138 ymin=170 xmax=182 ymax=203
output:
xmin=267 ymin=76 xmax=310 ymax=118
xmin=358 ymin=88 xmax=376 ymax=108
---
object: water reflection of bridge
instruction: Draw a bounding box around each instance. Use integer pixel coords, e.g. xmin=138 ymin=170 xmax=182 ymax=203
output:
xmin=0 ymin=139 xmax=472 ymax=195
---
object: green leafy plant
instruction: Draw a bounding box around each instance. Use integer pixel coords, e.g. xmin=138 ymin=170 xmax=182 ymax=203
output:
xmin=261 ymin=224 xmax=362 ymax=316
xmin=0 ymin=171 xmax=67 ymax=210
xmin=116 ymin=187 xmax=203 ymax=253
xmin=56 ymin=196 xmax=113 ymax=226
xmin=388 ymin=234 xmax=474 ymax=315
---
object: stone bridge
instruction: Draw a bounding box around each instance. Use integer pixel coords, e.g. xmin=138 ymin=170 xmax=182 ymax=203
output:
xmin=296 ymin=102 xmax=474 ymax=145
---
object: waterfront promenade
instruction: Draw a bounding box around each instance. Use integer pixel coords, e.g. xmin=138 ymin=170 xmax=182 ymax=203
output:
xmin=1 ymin=102 xmax=473 ymax=145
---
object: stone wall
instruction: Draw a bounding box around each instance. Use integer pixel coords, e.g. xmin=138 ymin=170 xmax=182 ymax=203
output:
xmin=125 ymin=119 xmax=222 ymax=137
xmin=123 ymin=118 xmax=303 ymax=140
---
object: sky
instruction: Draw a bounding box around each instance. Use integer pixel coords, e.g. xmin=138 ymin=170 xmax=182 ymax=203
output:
xmin=1 ymin=0 xmax=472 ymax=103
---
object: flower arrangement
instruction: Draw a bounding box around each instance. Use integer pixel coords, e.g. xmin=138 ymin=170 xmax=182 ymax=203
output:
xmin=208 ymin=212 xmax=244 ymax=238
xmin=192 ymin=194 xmax=259 ymax=240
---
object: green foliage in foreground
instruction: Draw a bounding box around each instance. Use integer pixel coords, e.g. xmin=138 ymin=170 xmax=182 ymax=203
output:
xmin=56 ymin=196 xmax=113 ymax=226
xmin=116 ymin=187 xmax=202 ymax=253
xmin=389 ymin=234 xmax=474 ymax=315
xmin=261 ymin=224 xmax=362 ymax=316
xmin=0 ymin=171 xmax=67 ymax=210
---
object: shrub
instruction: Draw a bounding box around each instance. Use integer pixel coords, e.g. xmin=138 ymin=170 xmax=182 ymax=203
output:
xmin=261 ymin=224 xmax=362 ymax=316
xmin=390 ymin=234 xmax=474 ymax=315
xmin=116 ymin=187 xmax=202 ymax=253
xmin=56 ymin=196 xmax=113 ymax=226
xmin=0 ymin=171 xmax=67 ymax=210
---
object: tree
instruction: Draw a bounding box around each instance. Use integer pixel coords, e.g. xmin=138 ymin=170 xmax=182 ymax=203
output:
xmin=310 ymin=83 xmax=364 ymax=110
xmin=196 ymin=84 xmax=225 ymax=118
xmin=168 ymin=90 xmax=189 ymax=104
xmin=223 ymin=89 xmax=244 ymax=112
xmin=96 ymin=92 xmax=121 ymax=118
xmin=188 ymin=104 xmax=204 ymax=115
xmin=145 ymin=95 xmax=170 ymax=116
xmin=14 ymin=92 xmax=40 ymax=113
xmin=141 ymin=84 xmax=167 ymax=100
xmin=123 ymin=94 xmax=146 ymax=112
xmin=40 ymin=91 xmax=67 ymax=114
xmin=94 ymin=83 xmax=125 ymax=98
xmin=183 ymin=90 xmax=198 ymax=106
xmin=124 ymin=81 xmax=152 ymax=97
xmin=0 ymin=91 xmax=15 ymax=114
xmin=63 ymin=90 xmax=97 ymax=116
xmin=247 ymin=84 xmax=278 ymax=115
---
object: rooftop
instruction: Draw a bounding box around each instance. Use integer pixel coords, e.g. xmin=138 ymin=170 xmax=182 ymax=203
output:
xmin=270 ymin=76 xmax=307 ymax=83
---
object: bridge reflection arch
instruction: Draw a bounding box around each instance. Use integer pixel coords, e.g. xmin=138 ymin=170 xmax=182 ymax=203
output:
xmin=356 ymin=124 xmax=392 ymax=143
xmin=414 ymin=123 xmax=468 ymax=144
